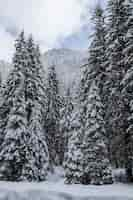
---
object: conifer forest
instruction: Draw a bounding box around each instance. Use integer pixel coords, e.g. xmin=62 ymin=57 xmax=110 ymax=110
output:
xmin=0 ymin=0 xmax=133 ymax=199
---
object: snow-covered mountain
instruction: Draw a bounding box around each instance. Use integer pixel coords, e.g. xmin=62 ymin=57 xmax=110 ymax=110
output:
xmin=42 ymin=48 xmax=88 ymax=94
xmin=0 ymin=60 xmax=12 ymax=82
xmin=0 ymin=48 xmax=88 ymax=93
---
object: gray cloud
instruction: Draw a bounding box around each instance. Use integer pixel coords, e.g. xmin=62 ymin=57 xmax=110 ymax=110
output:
xmin=0 ymin=0 xmax=105 ymax=61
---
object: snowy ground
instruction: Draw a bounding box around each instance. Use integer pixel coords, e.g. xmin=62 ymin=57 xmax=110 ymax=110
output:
xmin=0 ymin=168 xmax=133 ymax=200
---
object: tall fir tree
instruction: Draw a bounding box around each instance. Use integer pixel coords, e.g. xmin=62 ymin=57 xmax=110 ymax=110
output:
xmin=45 ymin=65 xmax=61 ymax=166
xmin=0 ymin=32 xmax=49 ymax=181
xmin=121 ymin=1 xmax=133 ymax=181
xmin=21 ymin=101 xmax=49 ymax=181
xmin=104 ymin=0 xmax=131 ymax=167
xmin=0 ymin=73 xmax=29 ymax=181
xmin=60 ymin=88 xmax=74 ymax=162
xmin=89 ymin=4 xmax=107 ymax=87
xmin=64 ymin=4 xmax=113 ymax=185
xmin=63 ymin=106 xmax=83 ymax=184
xmin=84 ymin=5 xmax=112 ymax=184
xmin=21 ymin=36 xmax=49 ymax=181
xmin=82 ymin=80 xmax=113 ymax=185
xmin=25 ymin=36 xmax=48 ymax=132
xmin=63 ymin=129 xmax=84 ymax=184
xmin=0 ymin=31 xmax=28 ymax=146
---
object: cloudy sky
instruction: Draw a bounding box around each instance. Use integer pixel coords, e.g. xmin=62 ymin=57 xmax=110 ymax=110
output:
xmin=0 ymin=0 xmax=105 ymax=61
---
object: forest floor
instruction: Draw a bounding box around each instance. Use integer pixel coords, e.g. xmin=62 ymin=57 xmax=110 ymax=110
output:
xmin=0 ymin=167 xmax=133 ymax=200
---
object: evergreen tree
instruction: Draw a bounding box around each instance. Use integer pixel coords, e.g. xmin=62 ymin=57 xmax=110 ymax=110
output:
xmin=25 ymin=36 xmax=48 ymax=133
xmin=0 ymin=31 xmax=28 ymax=146
xmin=121 ymin=1 xmax=133 ymax=181
xmin=45 ymin=65 xmax=61 ymax=165
xmin=0 ymin=32 xmax=29 ymax=181
xmin=63 ymin=110 xmax=83 ymax=184
xmin=89 ymin=4 xmax=107 ymax=87
xmin=60 ymin=88 xmax=74 ymax=161
xmin=64 ymin=4 xmax=113 ymax=185
xmin=24 ymin=35 xmax=39 ymax=124
xmin=86 ymin=4 xmax=108 ymax=127
xmin=87 ymin=6 xmax=113 ymax=182
xmin=63 ymin=65 xmax=94 ymax=184
xmin=21 ymin=102 xmax=49 ymax=181
xmin=0 ymin=76 xmax=28 ymax=181
xmin=82 ymin=81 xmax=113 ymax=185
xmin=121 ymin=68 xmax=133 ymax=182
xmin=0 ymin=32 xmax=49 ymax=181
xmin=21 ymin=37 xmax=49 ymax=181
xmin=104 ymin=0 xmax=130 ymax=167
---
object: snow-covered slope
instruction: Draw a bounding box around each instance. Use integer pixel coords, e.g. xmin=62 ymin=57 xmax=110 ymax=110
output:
xmin=42 ymin=48 xmax=88 ymax=94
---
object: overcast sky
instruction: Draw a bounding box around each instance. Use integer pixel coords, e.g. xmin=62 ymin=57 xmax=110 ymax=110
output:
xmin=0 ymin=0 xmax=105 ymax=61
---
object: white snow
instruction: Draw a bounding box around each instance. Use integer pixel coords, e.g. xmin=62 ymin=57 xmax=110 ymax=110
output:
xmin=0 ymin=168 xmax=132 ymax=200
xmin=0 ymin=181 xmax=133 ymax=200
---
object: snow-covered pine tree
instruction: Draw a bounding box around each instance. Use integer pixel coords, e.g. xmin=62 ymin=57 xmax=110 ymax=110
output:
xmin=45 ymin=65 xmax=61 ymax=165
xmin=60 ymin=88 xmax=74 ymax=161
xmin=87 ymin=3 xmax=113 ymax=168
xmin=82 ymin=80 xmax=113 ymax=185
xmin=68 ymin=65 xmax=112 ymax=185
xmin=25 ymin=35 xmax=48 ymax=129
xmin=0 ymin=32 xmax=30 ymax=181
xmin=21 ymin=102 xmax=49 ymax=181
xmin=121 ymin=69 xmax=133 ymax=182
xmin=87 ymin=4 xmax=109 ymax=131
xmin=0 ymin=32 xmax=49 ymax=181
xmin=0 ymin=31 xmax=28 ymax=147
xmin=64 ymin=4 xmax=113 ymax=185
xmin=24 ymin=35 xmax=38 ymax=123
xmin=35 ymin=44 xmax=48 ymax=127
xmin=88 ymin=3 xmax=109 ymax=131
xmin=105 ymin=0 xmax=131 ymax=167
xmin=89 ymin=4 xmax=107 ymax=87
xmin=63 ymin=108 xmax=83 ymax=184
xmin=120 ymin=1 xmax=133 ymax=181
xmin=0 ymin=74 xmax=29 ymax=181
xmin=64 ymin=61 xmax=91 ymax=184
xmin=21 ymin=36 xmax=49 ymax=181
